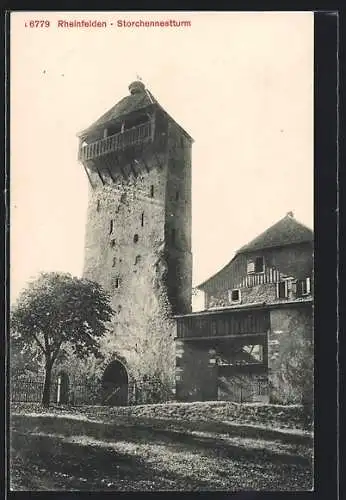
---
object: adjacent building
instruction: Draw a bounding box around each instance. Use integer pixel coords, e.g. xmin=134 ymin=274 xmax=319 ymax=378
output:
xmin=174 ymin=212 xmax=313 ymax=404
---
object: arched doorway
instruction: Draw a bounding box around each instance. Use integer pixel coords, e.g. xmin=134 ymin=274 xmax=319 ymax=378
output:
xmin=56 ymin=371 xmax=69 ymax=404
xmin=102 ymin=360 xmax=128 ymax=406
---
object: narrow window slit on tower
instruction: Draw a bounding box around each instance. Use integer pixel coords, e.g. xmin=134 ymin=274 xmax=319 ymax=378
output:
xmin=112 ymin=257 xmax=116 ymax=267
xmin=141 ymin=212 xmax=144 ymax=227
xmin=96 ymin=199 xmax=100 ymax=212
xmin=150 ymin=185 xmax=154 ymax=198
xmin=109 ymin=220 xmax=114 ymax=234
xmin=135 ymin=255 xmax=141 ymax=265
xmin=110 ymin=239 xmax=116 ymax=248
xmin=114 ymin=277 xmax=121 ymax=289
xmin=133 ymin=234 xmax=139 ymax=243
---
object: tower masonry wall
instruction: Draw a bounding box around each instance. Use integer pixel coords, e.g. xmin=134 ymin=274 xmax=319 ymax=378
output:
xmin=82 ymin=150 xmax=183 ymax=390
xmin=164 ymin=122 xmax=193 ymax=314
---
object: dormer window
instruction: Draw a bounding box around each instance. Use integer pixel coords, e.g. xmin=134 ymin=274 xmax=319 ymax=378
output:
xmin=247 ymin=256 xmax=264 ymax=274
xmin=229 ymin=289 xmax=241 ymax=304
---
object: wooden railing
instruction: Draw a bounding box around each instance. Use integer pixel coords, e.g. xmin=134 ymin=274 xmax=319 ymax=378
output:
xmin=177 ymin=310 xmax=270 ymax=340
xmin=79 ymin=121 xmax=152 ymax=161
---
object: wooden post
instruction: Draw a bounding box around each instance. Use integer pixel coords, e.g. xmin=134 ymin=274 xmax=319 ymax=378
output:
xmin=57 ymin=376 xmax=61 ymax=404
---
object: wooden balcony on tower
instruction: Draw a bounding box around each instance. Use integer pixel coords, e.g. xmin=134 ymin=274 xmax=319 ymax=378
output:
xmin=79 ymin=120 xmax=153 ymax=162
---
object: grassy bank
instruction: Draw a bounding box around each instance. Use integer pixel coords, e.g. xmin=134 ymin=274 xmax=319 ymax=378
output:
xmin=11 ymin=400 xmax=312 ymax=431
xmin=10 ymin=405 xmax=313 ymax=491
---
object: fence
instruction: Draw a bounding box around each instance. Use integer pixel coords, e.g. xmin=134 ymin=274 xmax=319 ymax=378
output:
xmin=10 ymin=377 xmax=175 ymax=406
xmin=10 ymin=378 xmax=100 ymax=405
xmin=217 ymin=376 xmax=269 ymax=403
xmin=10 ymin=378 xmax=55 ymax=403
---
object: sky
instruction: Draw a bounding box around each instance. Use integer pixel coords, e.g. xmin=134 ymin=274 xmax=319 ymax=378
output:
xmin=10 ymin=11 xmax=314 ymax=306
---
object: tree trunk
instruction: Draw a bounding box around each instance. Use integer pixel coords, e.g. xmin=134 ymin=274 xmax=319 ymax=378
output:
xmin=42 ymin=360 xmax=53 ymax=407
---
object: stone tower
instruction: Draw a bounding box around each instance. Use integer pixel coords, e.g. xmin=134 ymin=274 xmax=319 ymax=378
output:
xmin=77 ymin=81 xmax=193 ymax=401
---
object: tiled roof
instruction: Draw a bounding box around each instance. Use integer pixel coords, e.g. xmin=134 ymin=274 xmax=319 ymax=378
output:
xmin=197 ymin=213 xmax=313 ymax=290
xmin=237 ymin=213 xmax=313 ymax=254
xmin=78 ymin=81 xmax=193 ymax=140
xmin=78 ymin=87 xmax=157 ymax=136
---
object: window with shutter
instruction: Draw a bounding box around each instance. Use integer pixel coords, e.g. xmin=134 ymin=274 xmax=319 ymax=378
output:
xmin=277 ymin=281 xmax=288 ymax=299
xmin=247 ymin=260 xmax=255 ymax=274
xmin=229 ymin=289 xmax=241 ymax=303
xmin=255 ymin=256 xmax=264 ymax=273
xmin=297 ymin=277 xmax=311 ymax=296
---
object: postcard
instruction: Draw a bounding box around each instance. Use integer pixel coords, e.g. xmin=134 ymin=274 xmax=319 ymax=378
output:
xmin=9 ymin=11 xmax=315 ymax=492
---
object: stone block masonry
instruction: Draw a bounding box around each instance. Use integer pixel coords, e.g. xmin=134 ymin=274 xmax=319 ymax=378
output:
xmin=83 ymin=158 xmax=176 ymax=388
xmin=268 ymin=304 xmax=313 ymax=404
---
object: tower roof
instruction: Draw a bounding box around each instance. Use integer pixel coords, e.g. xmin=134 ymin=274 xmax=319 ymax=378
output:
xmin=237 ymin=212 xmax=313 ymax=254
xmin=197 ymin=213 xmax=313 ymax=290
xmin=77 ymin=80 xmax=193 ymax=140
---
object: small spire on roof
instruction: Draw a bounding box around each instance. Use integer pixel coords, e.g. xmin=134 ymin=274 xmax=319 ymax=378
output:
xmin=286 ymin=211 xmax=294 ymax=218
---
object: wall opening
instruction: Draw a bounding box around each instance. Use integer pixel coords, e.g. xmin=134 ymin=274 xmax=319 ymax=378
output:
xmin=133 ymin=234 xmax=139 ymax=243
xmin=150 ymin=185 xmax=154 ymax=198
xmin=124 ymin=113 xmax=150 ymax=130
xmin=108 ymin=123 xmax=122 ymax=136
xmin=141 ymin=212 xmax=144 ymax=227
xmin=102 ymin=360 xmax=128 ymax=406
